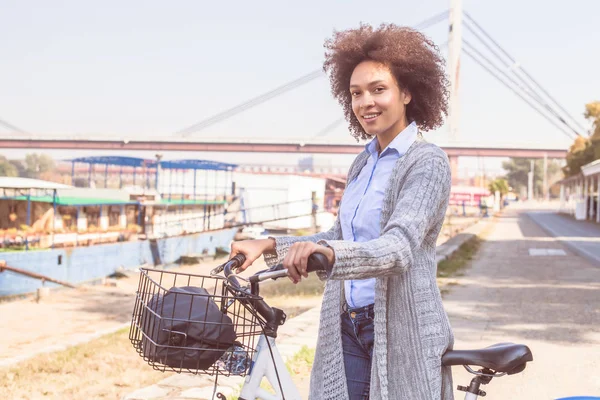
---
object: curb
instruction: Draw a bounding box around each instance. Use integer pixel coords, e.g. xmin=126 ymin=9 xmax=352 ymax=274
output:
xmin=525 ymin=212 xmax=600 ymax=266
xmin=435 ymin=217 xmax=492 ymax=264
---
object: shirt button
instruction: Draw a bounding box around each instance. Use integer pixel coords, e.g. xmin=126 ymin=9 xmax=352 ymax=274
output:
xmin=350 ymin=312 xmax=357 ymax=319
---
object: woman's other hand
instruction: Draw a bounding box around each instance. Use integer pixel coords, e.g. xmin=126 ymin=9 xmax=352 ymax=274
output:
xmin=229 ymin=238 xmax=275 ymax=272
xmin=283 ymin=241 xmax=334 ymax=284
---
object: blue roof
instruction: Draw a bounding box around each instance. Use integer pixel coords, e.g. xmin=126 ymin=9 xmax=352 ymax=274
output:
xmin=69 ymin=156 xmax=152 ymax=168
xmin=66 ymin=156 xmax=236 ymax=171
xmin=158 ymin=159 xmax=236 ymax=171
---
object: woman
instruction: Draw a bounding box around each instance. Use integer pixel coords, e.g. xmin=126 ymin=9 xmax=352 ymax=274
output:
xmin=231 ymin=24 xmax=454 ymax=400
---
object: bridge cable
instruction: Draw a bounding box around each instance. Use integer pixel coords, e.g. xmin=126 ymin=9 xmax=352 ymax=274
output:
xmin=175 ymin=10 xmax=450 ymax=137
xmin=413 ymin=10 xmax=449 ymax=30
xmin=0 ymin=118 xmax=29 ymax=135
xmin=176 ymin=69 xmax=323 ymax=137
xmin=311 ymin=118 xmax=345 ymax=139
xmin=463 ymin=40 xmax=582 ymax=139
xmin=462 ymin=23 xmax=544 ymax=103
xmin=462 ymin=47 xmax=578 ymax=141
xmin=463 ymin=12 xmax=588 ymax=135
xmin=462 ymin=21 xmax=581 ymax=138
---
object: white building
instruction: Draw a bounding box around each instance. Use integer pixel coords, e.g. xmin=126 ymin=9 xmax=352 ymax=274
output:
xmin=558 ymin=159 xmax=600 ymax=223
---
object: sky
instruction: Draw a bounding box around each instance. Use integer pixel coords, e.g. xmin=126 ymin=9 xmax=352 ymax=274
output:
xmin=0 ymin=0 xmax=598 ymax=175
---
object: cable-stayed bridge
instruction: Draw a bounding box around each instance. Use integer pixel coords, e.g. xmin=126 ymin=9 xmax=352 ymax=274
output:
xmin=0 ymin=135 xmax=566 ymax=159
xmin=0 ymin=5 xmax=585 ymax=178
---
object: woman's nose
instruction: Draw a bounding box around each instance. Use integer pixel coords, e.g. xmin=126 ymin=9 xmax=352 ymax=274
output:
xmin=360 ymin=93 xmax=375 ymax=108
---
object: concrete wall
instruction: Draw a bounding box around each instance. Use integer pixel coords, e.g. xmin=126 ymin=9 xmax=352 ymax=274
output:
xmin=0 ymin=227 xmax=237 ymax=296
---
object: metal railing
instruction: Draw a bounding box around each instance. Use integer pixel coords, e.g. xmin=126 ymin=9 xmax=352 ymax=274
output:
xmin=145 ymin=198 xmax=318 ymax=237
xmin=0 ymin=260 xmax=76 ymax=288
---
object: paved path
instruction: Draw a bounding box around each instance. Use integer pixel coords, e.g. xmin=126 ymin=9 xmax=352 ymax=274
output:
xmin=445 ymin=207 xmax=600 ymax=399
xmin=526 ymin=210 xmax=600 ymax=265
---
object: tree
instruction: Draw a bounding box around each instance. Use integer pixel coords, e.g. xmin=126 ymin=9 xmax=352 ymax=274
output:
xmin=585 ymin=101 xmax=600 ymax=160
xmin=489 ymin=178 xmax=509 ymax=195
xmin=24 ymin=153 xmax=55 ymax=179
xmin=584 ymin=101 xmax=600 ymax=140
xmin=9 ymin=159 xmax=26 ymax=176
xmin=0 ymin=155 xmax=18 ymax=177
xmin=563 ymin=101 xmax=600 ymax=177
xmin=502 ymin=158 xmax=562 ymax=197
xmin=488 ymin=178 xmax=510 ymax=206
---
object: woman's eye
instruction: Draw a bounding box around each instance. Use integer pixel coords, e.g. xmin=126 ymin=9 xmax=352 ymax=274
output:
xmin=351 ymin=91 xmax=360 ymax=96
xmin=375 ymin=87 xmax=385 ymax=92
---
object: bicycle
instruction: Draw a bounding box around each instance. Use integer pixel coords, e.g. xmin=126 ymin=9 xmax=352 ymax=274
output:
xmin=130 ymin=253 xmax=534 ymax=400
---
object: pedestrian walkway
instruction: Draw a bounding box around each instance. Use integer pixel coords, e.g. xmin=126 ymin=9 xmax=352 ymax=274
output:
xmin=527 ymin=210 xmax=600 ymax=265
xmin=445 ymin=207 xmax=600 ymax=399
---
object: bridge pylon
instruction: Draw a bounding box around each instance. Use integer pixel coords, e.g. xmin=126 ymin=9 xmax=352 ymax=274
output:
xmin=448 ymin=0 xmax=463 ymax=144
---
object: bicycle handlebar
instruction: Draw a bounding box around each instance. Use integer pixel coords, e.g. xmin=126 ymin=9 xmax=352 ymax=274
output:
xmin=248 ymin=252 xmax=329 ymax=283
xmin=221 ymin=254 xmax=246 ymax=290
xmin=216 ymin=252 xmax=329 ymax=286
xmin=214 ymin=252 xmax=328 ymax=337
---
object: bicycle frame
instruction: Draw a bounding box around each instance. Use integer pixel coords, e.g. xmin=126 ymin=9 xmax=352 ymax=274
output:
xmin=237 ymin=334 xmax=301 ymax=400
xmin=463 ymin=392 xmax=480 ymax=400
xmin=237 ymin=342 xmax=486 ymax=400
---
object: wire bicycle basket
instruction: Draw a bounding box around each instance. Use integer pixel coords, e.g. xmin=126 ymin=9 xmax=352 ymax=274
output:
xmin=129 ymin=267 xmax=264 ymax=377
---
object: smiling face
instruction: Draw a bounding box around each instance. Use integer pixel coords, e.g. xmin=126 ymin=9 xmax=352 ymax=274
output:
xmin=350 ymin=60 xmax=412 ymax=139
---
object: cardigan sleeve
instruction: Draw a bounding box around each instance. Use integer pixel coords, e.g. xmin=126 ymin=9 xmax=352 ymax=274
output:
xmin=320 ymin=154 xmax=451 ymax=280
xmin=262 ymin=215 xmax=341 ymax=267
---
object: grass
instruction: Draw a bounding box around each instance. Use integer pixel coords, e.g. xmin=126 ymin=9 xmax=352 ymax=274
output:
xmin=229 ymin=346 xmax=316 ymax=400
xmin=0 ymin=246 xmax=27 ymax=252
xmin=286 ymin=346 xmax=315 ymax=375
xmin=257 ymin=274 xmax=325 ymax=318
xmin=258 ymin=274 xmax=325 ymax=297
xmin=0 ymin=327 xmax=167 ymax=400
xmin=437 ymin=236 xmax=483 ymax=279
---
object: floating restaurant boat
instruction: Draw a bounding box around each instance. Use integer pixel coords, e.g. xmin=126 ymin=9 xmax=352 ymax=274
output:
xmin=0 ymin=156 xmax=239 ymax=296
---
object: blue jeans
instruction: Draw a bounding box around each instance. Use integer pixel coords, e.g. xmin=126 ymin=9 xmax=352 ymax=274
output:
xmin=341 ymin=304 xmax=375 ymax=400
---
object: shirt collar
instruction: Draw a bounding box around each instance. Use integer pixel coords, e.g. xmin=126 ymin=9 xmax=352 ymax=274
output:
xmin=365 ymin=121 xmax=418 ymax=157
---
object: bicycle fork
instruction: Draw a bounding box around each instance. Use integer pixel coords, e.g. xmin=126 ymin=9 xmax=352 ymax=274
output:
xmin=237 ymin=335 xmax=302 ymax=400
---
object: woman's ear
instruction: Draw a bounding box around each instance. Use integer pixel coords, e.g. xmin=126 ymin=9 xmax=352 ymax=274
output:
xmin=402 ymin=90 xmax=412 ymax=105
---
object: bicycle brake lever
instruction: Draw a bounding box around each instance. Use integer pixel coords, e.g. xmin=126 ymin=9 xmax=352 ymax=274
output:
xmin=210 ymin=264 xmax=225 ymax=275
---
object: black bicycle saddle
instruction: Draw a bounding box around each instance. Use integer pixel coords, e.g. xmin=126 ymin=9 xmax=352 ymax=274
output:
xmin=442 ymin=343 xmax=533 ymax=375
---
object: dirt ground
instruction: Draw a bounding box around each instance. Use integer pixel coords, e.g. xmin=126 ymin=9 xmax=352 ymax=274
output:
xmin=0 ymin=215 xmax=477 ymax=366
xmin=0 ymin=256 xmax=268 ymax=366
xmin=0 ymin=215 xmax=479 ymax=399
xmin=0 ymin=256 xmax=324 ymax=400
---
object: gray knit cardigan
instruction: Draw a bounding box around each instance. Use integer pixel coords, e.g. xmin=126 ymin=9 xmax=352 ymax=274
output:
xmin=264 ymin=137 xmax=455 ymax=400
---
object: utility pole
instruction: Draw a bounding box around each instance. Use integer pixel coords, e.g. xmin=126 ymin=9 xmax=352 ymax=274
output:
xmin=448 ymin=0 xmax=463 ymax=143
xmin=543 ymin=153 xmax=548 ymax=201
xmin=155 ymin=153 xmax=163 ymax=192
xmin=528 ymin=160 xmax=534 ymax=201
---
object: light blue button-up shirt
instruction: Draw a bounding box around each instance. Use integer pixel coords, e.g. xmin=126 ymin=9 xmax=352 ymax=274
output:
xmin=339 ymin=122 xmax=419 ymax=308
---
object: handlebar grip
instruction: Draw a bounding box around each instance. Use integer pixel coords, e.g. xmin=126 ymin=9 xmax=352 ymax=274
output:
xmin=228 ymin=253 xmax=246 ymax=270
xmin=306 ymin=253 xmax=329 ymax=273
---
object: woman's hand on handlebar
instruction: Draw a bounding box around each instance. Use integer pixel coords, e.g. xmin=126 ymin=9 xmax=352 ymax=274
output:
xmin=284 ymin=241 xmax=334 ymax=284
xmin=230 ymin=238 xmax=276 ymax=272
